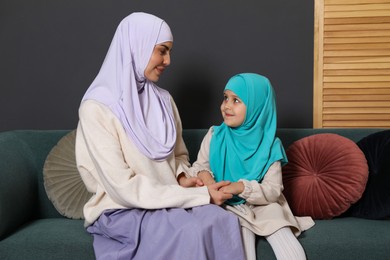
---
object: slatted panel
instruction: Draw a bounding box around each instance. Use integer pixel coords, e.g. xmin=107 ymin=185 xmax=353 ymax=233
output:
xmin=313 ymin=0 xmax=390 ymax=128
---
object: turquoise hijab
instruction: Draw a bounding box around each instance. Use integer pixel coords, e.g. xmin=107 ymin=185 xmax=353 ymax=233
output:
xmin=210 ymin=73 xmax=287 ymax=205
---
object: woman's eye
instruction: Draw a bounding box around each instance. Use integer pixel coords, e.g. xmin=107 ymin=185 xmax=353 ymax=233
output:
xmin=156 ymin=47 xmax=167 ymax=55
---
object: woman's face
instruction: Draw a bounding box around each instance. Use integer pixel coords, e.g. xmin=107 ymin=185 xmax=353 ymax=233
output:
xmin=220 ymin=90 xmax=247 ymax=128
xmin=144 ymin=41 xmax=173 ymax=82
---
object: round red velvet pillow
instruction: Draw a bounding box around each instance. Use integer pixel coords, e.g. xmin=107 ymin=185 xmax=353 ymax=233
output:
xmin=282 ymin=133 xmax=369 ymax=219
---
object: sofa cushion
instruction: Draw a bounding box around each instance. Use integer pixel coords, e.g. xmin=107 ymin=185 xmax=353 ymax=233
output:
xmin=282 ymin=133 xmax=368 ymax=219
xmin=346 ymin=130 xmax=390 ymax=219
xmin=43 ymin=130 xmax=92 ymax=219
xmin=0 ymin=219 xmax=94 ymax=259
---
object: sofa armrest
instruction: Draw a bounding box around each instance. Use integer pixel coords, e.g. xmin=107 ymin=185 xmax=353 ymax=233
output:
xmin=0 ymin=132 xmax=37 ymax=239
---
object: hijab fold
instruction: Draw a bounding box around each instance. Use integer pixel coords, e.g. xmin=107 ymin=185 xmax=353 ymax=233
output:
xmin=81 ymin=12 xmax=176 ymax=161
xmin=210 ymin=73 xmax=287 ymax=205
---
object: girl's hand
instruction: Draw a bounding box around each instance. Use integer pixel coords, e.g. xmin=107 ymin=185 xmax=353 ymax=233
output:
xmin=207 ymin=181 xmax=233 ymax=205
xmin=219 ymin=182 xmax=245 ymax=195
xmin=177 ymin=173 xmax=204 ymax=187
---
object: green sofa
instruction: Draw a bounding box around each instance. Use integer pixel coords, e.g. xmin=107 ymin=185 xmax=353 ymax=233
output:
xmin=0 ymin=128 xmax=389 ymax=260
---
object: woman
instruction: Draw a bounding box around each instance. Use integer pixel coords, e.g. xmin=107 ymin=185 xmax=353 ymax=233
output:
xmin=75 ymin=12 xmax=245 ymax=260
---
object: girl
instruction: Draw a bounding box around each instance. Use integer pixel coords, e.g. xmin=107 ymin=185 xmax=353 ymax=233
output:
xmin=75 ymin=12 xmax=245 ymax=260
xmin=188 ymin=73 xmax=315 ymax=260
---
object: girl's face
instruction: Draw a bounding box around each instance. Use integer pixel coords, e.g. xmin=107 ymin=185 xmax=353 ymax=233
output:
xmin=220 ymin=90 xmax=246 ymax=128
xmin=144 ymin=41 xmax=173 ymax=82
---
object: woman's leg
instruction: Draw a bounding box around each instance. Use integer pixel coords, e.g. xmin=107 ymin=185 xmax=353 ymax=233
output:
xmin=88 ymin=206 xmax=245 ymax=260
xmin=241 ymin=226 xmax=257 ymax=260
xmin=265 ymin=227 xmax=306 ymax=260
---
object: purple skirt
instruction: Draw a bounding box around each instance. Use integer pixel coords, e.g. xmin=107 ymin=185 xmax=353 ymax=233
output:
xmin=87 ymin=204 xmax=245 ymax=260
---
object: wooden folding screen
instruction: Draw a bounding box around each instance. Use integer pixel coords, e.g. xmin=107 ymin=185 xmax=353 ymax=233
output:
xmin=313 ymin=0 xmax=390 ymax=128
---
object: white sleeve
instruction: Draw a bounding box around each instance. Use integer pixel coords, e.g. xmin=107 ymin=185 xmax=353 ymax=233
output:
xmin=188 ymin=127 xmax=214 ymax=177
xmin=238 ymin=161 xmax=283 ymax=205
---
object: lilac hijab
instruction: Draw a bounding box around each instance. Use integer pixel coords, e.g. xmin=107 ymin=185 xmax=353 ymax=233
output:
xmin=81 ymin=12 xmax=176 ymax=160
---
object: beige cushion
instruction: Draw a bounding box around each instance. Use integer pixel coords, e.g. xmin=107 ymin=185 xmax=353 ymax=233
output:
xmin=43 ymin=130 xmax=92 ymax=219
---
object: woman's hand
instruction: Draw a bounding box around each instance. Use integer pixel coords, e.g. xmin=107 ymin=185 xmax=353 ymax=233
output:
xmin=219 ymin=182 xmax=245 ymax=195
xmin=207 ymin=181 xmax=233 ymax=205
xmin=177 ymin=172 xmax=204 ymax=187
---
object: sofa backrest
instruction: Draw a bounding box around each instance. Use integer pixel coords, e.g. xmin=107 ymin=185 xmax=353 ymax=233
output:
xmin=2 ymin=130 xmax=71 ymax=220
xmin=183 ymin=128 xmax=383 ymax=163
xmin=276 ymin=128 xmax=382 ymax=148
xmin=0 ymin=128 xmax=384 ymax=221
xmin=0 ymin=131 xmax=39 ymax=237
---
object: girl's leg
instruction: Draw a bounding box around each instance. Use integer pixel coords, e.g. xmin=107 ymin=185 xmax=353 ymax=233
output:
xmin=265 ymin=227 xmax=306 ymax=260
xmin=241 ymin=226 xmax=256 ymax=260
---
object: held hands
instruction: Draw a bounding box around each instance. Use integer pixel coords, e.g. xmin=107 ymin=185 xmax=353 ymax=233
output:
xmin=196 ymin=170 xmax=245 ymax=197
xmin=177 ymin=171 xmax=244 ymax=205
xmin=197 ymin=171 xmax=216 ymax=186
xmin=219 ymin=182 xmax=245 ymax=195
xmin=177 ymin=170 xmax=215 ymax=188
xmin=177 ymin=173 xmax=204 ymax=187
xmin=193 ymin=171 xmax=230 ymax=205
xmin=207 ymin=181 xmax=233 ymax=205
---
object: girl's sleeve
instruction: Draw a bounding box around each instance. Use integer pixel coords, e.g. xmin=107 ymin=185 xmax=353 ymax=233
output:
xmin=188 ymin=127 xmax=215 ymax=177
xmin=77 ymin=101 xmax=210 ymax=210
xmin=238 ymin=161 xmax=284 ymax=205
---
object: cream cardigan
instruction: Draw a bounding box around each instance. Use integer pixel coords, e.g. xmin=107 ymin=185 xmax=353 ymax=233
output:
xmin=76 ymin=100 xmax=210 ymax=226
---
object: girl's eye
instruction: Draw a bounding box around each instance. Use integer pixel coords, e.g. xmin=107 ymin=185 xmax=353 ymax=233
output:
xmin=234 ymin=98 xmax=240 ymax=103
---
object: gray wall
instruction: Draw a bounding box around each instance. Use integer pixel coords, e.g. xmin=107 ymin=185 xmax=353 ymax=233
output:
xmin=0 ymin=0 xmax=314 ymax=131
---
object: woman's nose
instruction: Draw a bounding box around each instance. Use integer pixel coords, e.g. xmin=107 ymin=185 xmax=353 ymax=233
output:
xmin=163 ymin=53 xmax=171 ymax=66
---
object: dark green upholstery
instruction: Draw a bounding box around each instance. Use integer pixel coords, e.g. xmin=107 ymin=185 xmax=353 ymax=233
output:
xmin=0 ymin=129 xmax=389 ymax=260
